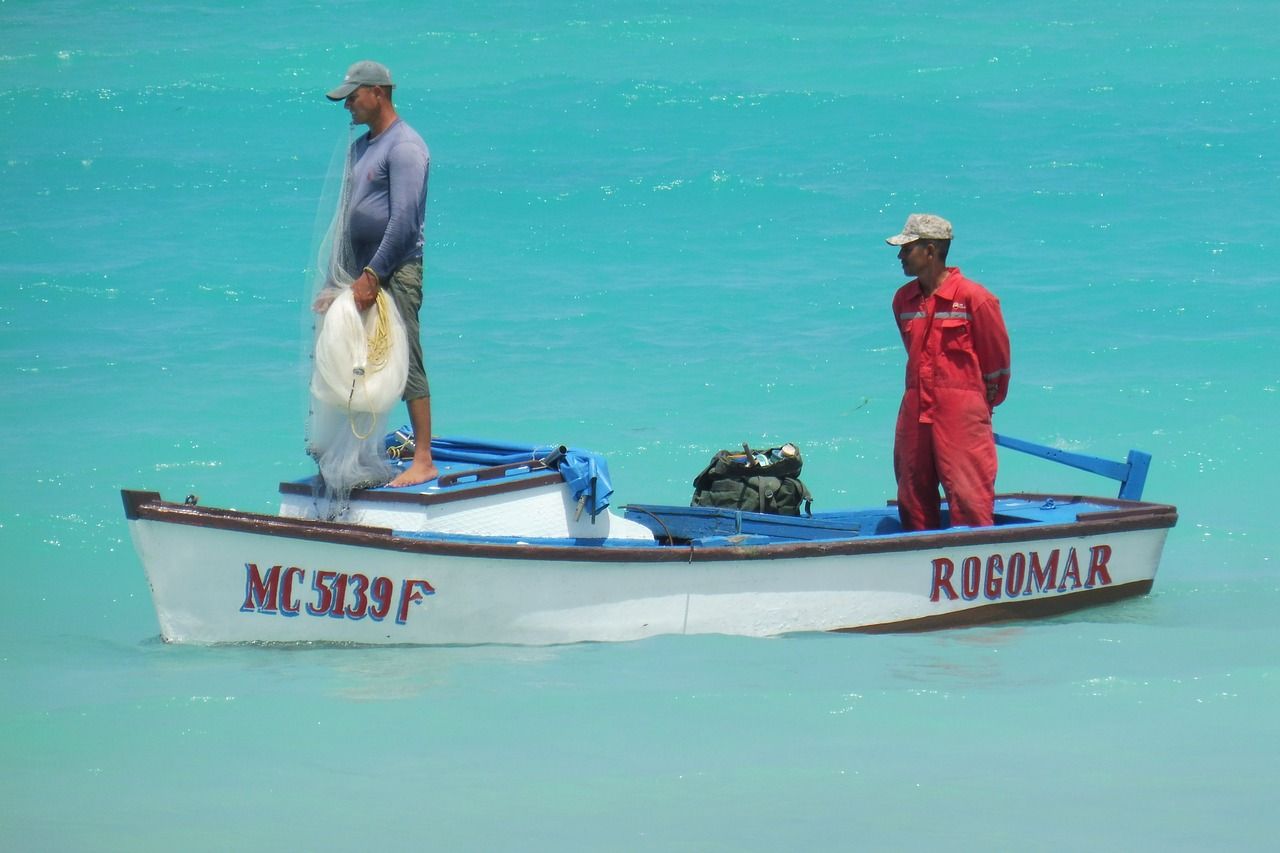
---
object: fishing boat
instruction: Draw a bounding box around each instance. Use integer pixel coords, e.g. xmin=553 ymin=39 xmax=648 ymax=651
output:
xmin=121 ymin=434 xmax=1177 ymax=645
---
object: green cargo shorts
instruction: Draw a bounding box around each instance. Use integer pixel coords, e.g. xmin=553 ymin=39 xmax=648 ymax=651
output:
xmin=385 ymin=261 xmax=430 ymax=401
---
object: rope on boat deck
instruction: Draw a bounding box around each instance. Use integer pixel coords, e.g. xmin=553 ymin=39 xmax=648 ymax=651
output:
xmin=624 ymin=506 xmax=677 ymax=546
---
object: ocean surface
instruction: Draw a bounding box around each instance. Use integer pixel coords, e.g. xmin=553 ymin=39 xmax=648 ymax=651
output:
xmin=2 ymin=1 xmax=1277 ymax=849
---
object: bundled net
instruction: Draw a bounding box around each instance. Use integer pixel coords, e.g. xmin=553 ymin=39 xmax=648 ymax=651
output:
xmin=305 ymin=133 xmax=408 ymax=515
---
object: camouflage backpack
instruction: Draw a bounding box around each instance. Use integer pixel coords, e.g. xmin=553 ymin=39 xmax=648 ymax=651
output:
xmin=691 ymin=444 xmax=813 ymax=516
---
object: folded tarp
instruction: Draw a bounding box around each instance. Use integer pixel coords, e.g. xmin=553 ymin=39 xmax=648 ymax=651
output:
xmin=385 ymin=430 xmax=614 ymax=519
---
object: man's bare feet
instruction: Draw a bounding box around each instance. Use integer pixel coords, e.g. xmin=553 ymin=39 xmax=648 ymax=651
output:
xmin=387 ymin=460 xmax=439 ymax=488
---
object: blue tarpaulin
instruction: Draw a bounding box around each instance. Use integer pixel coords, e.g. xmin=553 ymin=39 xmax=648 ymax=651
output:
xmin=385 ymin=430 xmax=615 ymax=518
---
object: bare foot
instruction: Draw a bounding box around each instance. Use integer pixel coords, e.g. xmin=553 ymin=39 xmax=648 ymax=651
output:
xmin=387 ymin=460 xmax=440 ymax=488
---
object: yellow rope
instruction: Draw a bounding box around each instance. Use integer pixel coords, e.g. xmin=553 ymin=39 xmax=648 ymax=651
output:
xmin=365 ymin=289 xmax=393 ymax=370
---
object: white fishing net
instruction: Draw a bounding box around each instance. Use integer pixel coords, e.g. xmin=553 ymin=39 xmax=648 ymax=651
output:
xmin=305 ymin=131 xmax=408 ymax=513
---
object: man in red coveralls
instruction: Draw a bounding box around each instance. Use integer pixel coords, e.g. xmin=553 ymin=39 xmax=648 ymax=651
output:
xmin=887 ymin=214 xmax=1010 ymax=530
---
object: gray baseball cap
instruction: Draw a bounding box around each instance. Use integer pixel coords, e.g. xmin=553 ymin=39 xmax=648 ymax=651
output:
xmin=886 ymin=213 xmax=954 ymax=245
xmin=326 ymin=60 xmax=394 ymax=101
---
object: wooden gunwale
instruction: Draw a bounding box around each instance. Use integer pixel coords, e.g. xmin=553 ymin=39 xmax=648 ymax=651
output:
xmin=122 ymin=490 xmax=1178 ymax=564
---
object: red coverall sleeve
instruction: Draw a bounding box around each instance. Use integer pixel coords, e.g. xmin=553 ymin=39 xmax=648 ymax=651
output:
xmin=972 ymin=296 xmax=1011 ymax=407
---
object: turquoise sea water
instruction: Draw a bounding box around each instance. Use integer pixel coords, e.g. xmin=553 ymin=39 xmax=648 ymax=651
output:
xmin=3 ymin=1 xmax=1277 ymax=848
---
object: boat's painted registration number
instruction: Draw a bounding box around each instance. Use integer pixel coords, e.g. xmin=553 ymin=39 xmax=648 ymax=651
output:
xmin=240 ymin=563 xmax=435 ymax=625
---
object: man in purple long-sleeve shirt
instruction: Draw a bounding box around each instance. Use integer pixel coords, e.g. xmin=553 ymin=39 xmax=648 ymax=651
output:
xmin=326 ymin=60 xmax=438 ymax=487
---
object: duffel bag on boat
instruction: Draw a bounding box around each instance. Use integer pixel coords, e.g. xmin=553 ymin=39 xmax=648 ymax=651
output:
xmin=691 ymin=444 xmax=813 ymax=516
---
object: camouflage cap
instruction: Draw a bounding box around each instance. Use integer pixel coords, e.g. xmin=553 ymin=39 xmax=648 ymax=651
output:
xmin=885 ymin=213 xmax=953 ymax=245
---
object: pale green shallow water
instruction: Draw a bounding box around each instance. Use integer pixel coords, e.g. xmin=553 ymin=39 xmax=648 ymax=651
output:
xmin=2 ymin=1 xmax=1278 ymax=849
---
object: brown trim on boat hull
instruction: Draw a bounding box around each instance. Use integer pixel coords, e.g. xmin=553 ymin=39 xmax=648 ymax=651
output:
xmin=122 ymin=490 xmax=161 ymax=521
xmin=838 ymin=579 xmax=1155 ymax=633
xmin=122 ymin=490 xmax=1177 ymax=563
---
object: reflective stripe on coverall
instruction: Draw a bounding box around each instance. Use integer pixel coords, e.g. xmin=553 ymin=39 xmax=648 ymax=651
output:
xmin=892 ymin=267 xmax=1010 ymax=530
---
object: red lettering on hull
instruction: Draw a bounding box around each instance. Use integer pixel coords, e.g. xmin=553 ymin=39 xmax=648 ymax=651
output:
xmin=927 ymin=545 xmax=1116 ymax=603
xmin=929 ymin=558 xmax=957 ymax=602
xmin=240 ymin=563 xmax=435 ymax=626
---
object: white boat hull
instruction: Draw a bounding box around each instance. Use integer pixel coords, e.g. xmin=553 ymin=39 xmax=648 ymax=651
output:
xmin=125 ymin=491 xmax=1174 ymax=645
